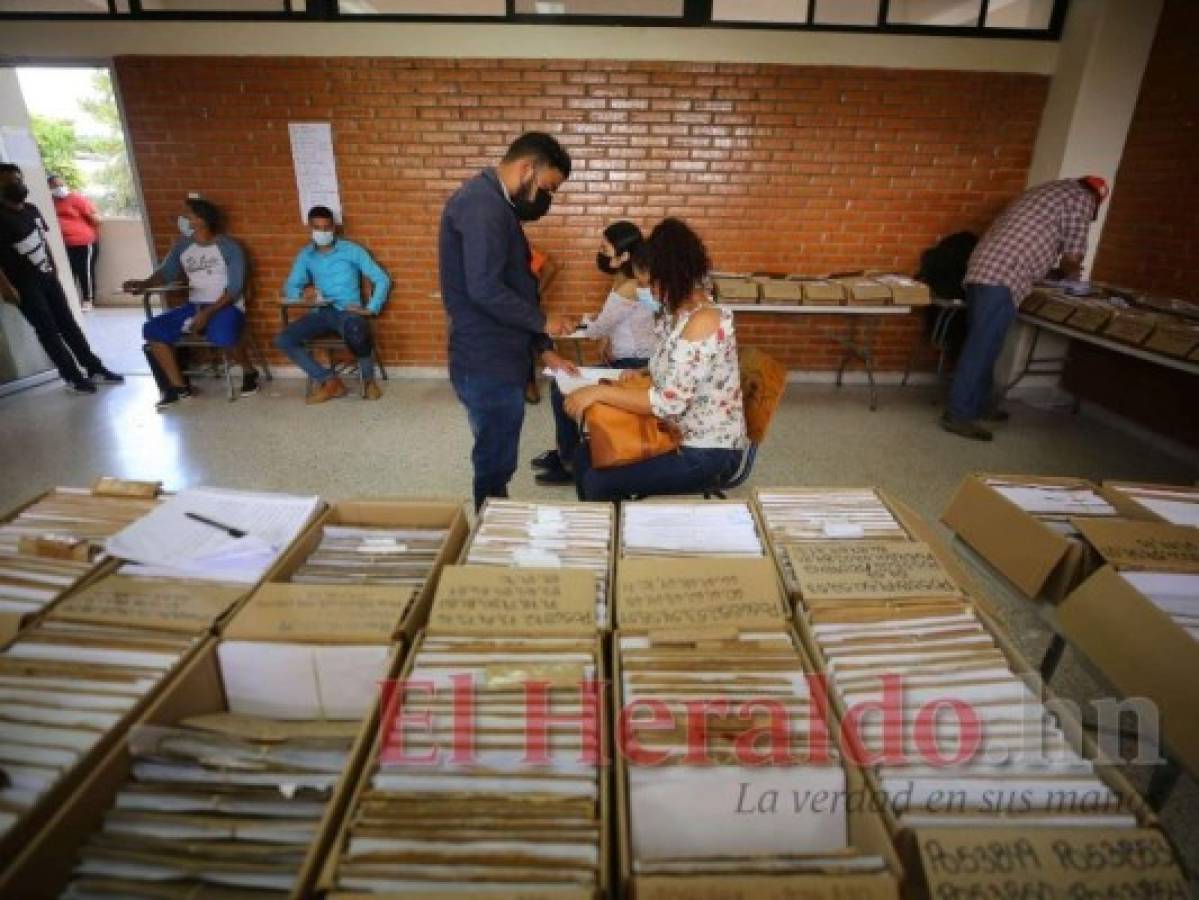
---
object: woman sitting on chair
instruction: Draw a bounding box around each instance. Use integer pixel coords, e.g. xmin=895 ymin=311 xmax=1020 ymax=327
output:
xmin=564 ymin=218 xmax=746 ymax=501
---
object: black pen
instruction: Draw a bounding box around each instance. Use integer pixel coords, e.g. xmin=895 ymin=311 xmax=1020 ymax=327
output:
xmin=185 ymin=511 xmax=247 ymax=539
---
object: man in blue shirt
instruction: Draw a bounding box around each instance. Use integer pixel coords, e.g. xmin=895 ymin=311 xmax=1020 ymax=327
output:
xmin=439 ymin=132 xmax=577 ymax=510
xmin=277 ymin=206 xmax=391 ymax=403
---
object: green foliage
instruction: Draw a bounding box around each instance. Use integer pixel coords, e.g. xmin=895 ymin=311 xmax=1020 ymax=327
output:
xmin=80 ymin=71 xmax=139 ymax=217
xmin=29 ymin=114 xmax=84 ymax=188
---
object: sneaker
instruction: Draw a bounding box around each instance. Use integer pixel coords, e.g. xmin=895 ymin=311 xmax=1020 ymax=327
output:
xmin=240 ymin=371 xmax=260 ymax=396
xmin=535 ymin=465 xmax=575 ymax=486
xmin=88 ymin=367 xmax=125 ymax=385
xmin=67 ymin=378 xmax=97 ymax=394
xmin=363 ymin=379 xmax=382 ymax=401
xmin=155 ymin=386 xmax=193 ymax=410
xmin=306 ymin=376 xmax=347 ymax=405
xmin=530 ymin=449 xmax=561 ymax=471
xmin=940 ymin=414 xmax=993 ymax=442
xmin=525 ymin=381 xmax=541 ymax=404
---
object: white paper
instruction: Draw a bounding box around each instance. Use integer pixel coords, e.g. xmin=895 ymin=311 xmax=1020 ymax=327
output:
xmin=289 ymin=122 xmax=342 ymax=223
xmin=543 ymin=366 xmax=626 ymax=396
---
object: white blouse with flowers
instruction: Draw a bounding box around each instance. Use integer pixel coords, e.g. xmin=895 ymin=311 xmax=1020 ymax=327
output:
xmin=647 ymin=305 xmax=747 ymax=449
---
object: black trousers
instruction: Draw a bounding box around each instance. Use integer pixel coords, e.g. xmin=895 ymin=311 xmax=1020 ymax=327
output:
xmin=15 ymin=273 xmax=102 ymax=382
xmin=66 ymin=242 xmax=99 ymax=303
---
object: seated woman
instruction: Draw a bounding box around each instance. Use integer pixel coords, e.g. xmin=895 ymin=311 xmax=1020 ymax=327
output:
xmin=124 ymin=196 xmax=259 ymax=410
xmin=532 ymin=221 xmax=657 ymax=486
xmin=564 ymin=218 xmax=746 ymax=501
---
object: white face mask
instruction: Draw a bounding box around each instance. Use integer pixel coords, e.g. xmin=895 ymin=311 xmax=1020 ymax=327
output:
xmin=177 ymin=215 xmax=195 ymax=237
xmin=636 ymin=286 xmax=661 ymax=315
xmin=51 ymin=185 xmax=71 ymax=199
xmin=312 ymin=229 xmax=336 ymax=247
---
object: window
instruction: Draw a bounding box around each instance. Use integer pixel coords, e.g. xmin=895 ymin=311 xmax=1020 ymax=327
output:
xmin=887 ymin=0 xmax=982 ymax=28
xmin=338 ymin=0 xmax=504 ymax=14
xmin=0 ymin=0 xmax=110 ymax=11
xmin=513 ymin=0 xmax=683 ymax=17
xmin=986 ymin=0 xmax=1055 ymax=30
xmin=135 ymin=0 xmax=292 ymax=9
xmin=711 ymin=0 xmax=810 ymax=25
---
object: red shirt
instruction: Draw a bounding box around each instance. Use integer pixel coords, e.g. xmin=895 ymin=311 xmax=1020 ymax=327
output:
xmin=52 ymin=192 xmax=99 ymax=247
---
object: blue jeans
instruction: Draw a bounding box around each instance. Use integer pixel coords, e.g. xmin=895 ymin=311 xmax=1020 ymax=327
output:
xmin=452 ymin=371 xmax=527 ymax=511
xmin=573 ymin=443 xmax=739 ymax=502
xmin=948 ymin=283 xmax=1016 ymax=422
xmin=275 ymin=306 xmax=374 ymax=383
xmin=549 ymin=357 xmax=647 ymax=465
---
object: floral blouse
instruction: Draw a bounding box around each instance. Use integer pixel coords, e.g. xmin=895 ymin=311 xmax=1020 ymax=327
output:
xmin=648 ymin=305 xmax=747 ymax=449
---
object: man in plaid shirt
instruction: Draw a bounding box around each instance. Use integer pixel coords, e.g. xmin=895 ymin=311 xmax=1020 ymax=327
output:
xmin=943 ymin=176 xmax=1108 ymax=441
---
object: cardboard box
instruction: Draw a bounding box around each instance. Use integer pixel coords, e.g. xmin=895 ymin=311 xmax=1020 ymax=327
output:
xmin=871 ymin=274 xmax=931 ymax=306
xmin=835 ymin=276 xmax=892 ymax=305
xmin=798 ymin=278 xmax=847 ymax=304
xmin=265 ymin=498 xmax=469 ymax=641
xmin=1020 ymin=291 xmax=1049 ymax=314
xmin=712 ymin=276 xmax=760 ymax=303
xmin=1142 ymin=320 xmax=1199 ymax=358
xmin=1064 ymin=298 xmax=1115 ymax=333
xmin=1056 ymin=518 xmax=1199 ymax=779
xmin=1102 ymin=308 xmax=1159 ymax=345
xmin=1135 ymin=293 xmax=1199 ymax=320
xmin=1102 ymin=480 xmax=1199 ymax=525
xmin=0 ymin=637 xmax=390 ymax=900
xmin=940 ymin=474 xmax=1104 ymax=603
xmin=1033 ymin=293 xmax=1079 ymax=323
xmin=756 ymin=277 xmax=803 ymax=305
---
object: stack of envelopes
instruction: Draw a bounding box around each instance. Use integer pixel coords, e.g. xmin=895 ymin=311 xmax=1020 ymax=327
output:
xmin=59 ymin=714 xmax=357 ymax=898
xmin=465 ymin=500 xmax=613 ymax=627
xmin=618 ymin=629 xmax=889 ymax=877
xmin=756 ymin=488 xmax=909 ymax=589
xmin=0 ymin=553 xmax=95 ymax=618
xmin=620 ymin=501 xmax=765 ymax=558
xmin=331 ymin=634 xmax=605 ymax=894
xmin=1106 ymin=483 xmax=1199 ymax=527
xmin=0 ymin=487 xmax=160 ymax=554
xmin=290 ymin=524 xmax=450 ymax=590
xmin=1121 ymin=572 xmax=1199 ymax=640
xmin=983 ymin=477 xmax=1118 ymax=538
xmin=0 ymin=621 xmax=197 ymax=839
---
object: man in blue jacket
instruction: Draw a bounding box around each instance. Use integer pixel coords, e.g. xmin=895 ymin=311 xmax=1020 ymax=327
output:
xmin=439 ymin=132 xmax=577 ymax=510
xmin=278 ymin=206 xmax=391 ymax=403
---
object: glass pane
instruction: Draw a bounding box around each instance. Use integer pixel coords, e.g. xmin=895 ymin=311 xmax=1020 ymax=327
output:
xmin=137 ymin=0 xmax=287 ymax=9
xmin=887 ymin=0 xmax=981 ymax=27
xmin=339 ymin=0 xmax=505 ymax=12
xmin=812 ymin=0 xmax=878 ymax=26
xmin=985 ymin=0 xmax=1054 ymax=29
xmin=514 ymin=0 xmax=683 ymax=16
xmin=0 ymin=0 xmax=109 ymax=11
xmin=712 ymin=0 xmax=810 ymax=24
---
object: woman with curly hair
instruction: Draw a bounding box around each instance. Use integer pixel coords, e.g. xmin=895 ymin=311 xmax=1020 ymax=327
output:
xmin=564 ymin=217 xmax=747 ymax=501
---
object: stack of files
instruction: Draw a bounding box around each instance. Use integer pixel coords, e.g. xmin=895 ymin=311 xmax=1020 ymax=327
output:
xmin=620 ymin=501 xmax=765 ymax=558
xmin=807 ymin=597 xmax=1140 ymax=828
xmin=0 ymin=553 xmax=95 ymax=617
xmin=0 ymin=621 xmax=196 ymax=840
xmin=1107 ymin=484 xmax=1199 ymax=528
xmin=756 ymin=488 xmax=909 ymax=588
xmin=0 ymin=487 xmax=160 ymax=555
xmin=106 ymin=487 xmax=323 ymax=584
xmin=290 ymin=524 xmax=450 ymax=591
xmin=58 ymin=715 xmax=356 ymax=899
xmin=618 ymin=629 xmax=890 ymax=878
xmin=983 ymin=477 xmax=1117 ymax=537
xmin=465 ymin=500 xmax=613 ymax=626
xmin=329 ymin=634 xmax=605 ymax=895
xmin=1121 ymin=572 xmax=1199 ymax=641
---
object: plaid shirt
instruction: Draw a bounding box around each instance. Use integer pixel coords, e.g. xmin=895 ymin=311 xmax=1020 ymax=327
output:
xmin=966 ymin=179 xmax=1097 ymax=303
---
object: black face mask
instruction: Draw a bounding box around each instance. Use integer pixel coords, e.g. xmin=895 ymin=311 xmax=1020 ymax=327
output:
xmin=1 ymin=183 xmax=29 ymax=204
xmin=515 ymin=187 xmax=552 ymax=223
xmin=596 ymin=252 xmax=621 ymax=275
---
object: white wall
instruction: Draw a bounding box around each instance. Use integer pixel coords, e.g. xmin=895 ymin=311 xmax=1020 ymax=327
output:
xmin=96 ymin=216 xmax=153 ymax=306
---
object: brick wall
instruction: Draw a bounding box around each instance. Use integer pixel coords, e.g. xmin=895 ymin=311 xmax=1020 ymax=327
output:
xmin=115 ymin=56 xmax=1048 ymax=371
xmin=1092 ymin=0 xmax=1199 ymax=302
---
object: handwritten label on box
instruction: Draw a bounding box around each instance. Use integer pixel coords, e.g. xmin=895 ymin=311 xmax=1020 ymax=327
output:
xmin=429 ymin=565 xmax=596 ymax=634
xmin=51 ymin=575 xmax=245 ymax=634
xmin=618 ymin=557 xmax=786 ymax=630
xmin=785 ymin=541 xmax=960 ymax=602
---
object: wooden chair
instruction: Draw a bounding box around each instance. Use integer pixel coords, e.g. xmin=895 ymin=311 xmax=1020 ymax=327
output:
xmin=278 ymin=302 xmax=388 ymax=398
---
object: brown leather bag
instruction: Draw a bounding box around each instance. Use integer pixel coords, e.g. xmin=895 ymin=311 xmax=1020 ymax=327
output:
xmin=583 ymin=374 xmax=681 ymax=469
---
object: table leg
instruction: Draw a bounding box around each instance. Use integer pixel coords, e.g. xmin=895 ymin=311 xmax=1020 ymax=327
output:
xmin=1146 ymin=757 xmax=1181 ymax=811
xmin=1039 ymin=633 xmax=1067 ymax=682
xmin=862 ymin=317 xmax=880 ymax=411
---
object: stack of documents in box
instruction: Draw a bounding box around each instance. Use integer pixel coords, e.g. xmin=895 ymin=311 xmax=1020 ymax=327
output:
xmin=983 ymin=477 xmax=1118 ymax=537
xmin=107 ymin=487 xmax=322 ymax=584
xmin=1121 ymin=573 xmax=1199 ymax=640
xmin=0 ymin=621 xmax=197 ymax=839
xmin=618 ymin=629 xmax=886 ymax=876
xmin=807 ymin=596 xmax=1138 ymax=828
xmin=465 ymin=500 xmax=613 ymax=626
xmin=0 ymin=554 xmax=94 ymax=617
xmin=756 ymin=488 xmax=909 ymax=588
xmin=331 ymin=634 xmax=603 ymax=894
xmin=291 ymin=524 xmax=450 ymax=590
xmin=620 ymin=501 xmax=764 ymax=558
xmin=60 ymin=714 xmax=357 ymax=898
xmin=0 ymin=487 xmax=160 ymax=555
xmin=1107 ymin=484 xmax=1199 ymax=528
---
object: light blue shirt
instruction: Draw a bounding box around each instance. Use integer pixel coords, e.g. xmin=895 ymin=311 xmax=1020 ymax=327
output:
xmin=283 ymin=238 xmax=391 ymax=314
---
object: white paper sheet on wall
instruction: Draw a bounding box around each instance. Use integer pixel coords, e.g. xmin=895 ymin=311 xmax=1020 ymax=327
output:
xmin=288 ymin=121 xmax=342 ymax=224
xmin=1 ymin=126 xmax=43 ymax=168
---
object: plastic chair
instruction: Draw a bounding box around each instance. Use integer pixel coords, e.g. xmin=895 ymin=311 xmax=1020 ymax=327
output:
xmin=279 ymin=303 xmax=389 ymax=398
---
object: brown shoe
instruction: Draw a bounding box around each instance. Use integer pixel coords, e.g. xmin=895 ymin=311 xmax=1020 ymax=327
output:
xmin=306 ymin=376 xmax=348 ymax=405
xmin=363 ymin=379 xmax=382 ymax=401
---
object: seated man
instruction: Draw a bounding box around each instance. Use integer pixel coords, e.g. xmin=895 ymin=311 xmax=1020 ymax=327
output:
xmin=125 ymin=196 xmax=258 ymax=410
xmin=277 ymin=206 xmax=391 ymax=403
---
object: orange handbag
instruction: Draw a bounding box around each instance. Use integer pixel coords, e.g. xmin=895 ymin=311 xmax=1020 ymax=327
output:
xmin=583 ymin=375 xmax=681 ymax=469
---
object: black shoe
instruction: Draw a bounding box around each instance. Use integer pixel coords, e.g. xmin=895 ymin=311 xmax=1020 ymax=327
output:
xmin=155 ymin=386 xmax=194 ymax=410
xmin=67 ymin=378 xmax=97 ymax=394
xmin=240 ymin=372 xmax=260 ymax=396
xmin=981 ymin=406 xmax=1010 ymax=423
xmin=88 ymin=367 xmax=125 ymax=385
xmin=535 ymin=465 xmax=575 ymax=486
xmin=940 ymin=414 xmax=993 ymax=442
xmin=530 ymin=449 xmax=561 ymax=471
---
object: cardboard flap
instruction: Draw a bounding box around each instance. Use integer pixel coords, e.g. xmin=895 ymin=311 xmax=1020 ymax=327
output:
xmin=913 ymin=827 xmax=1186 ymax=899
xmin=634 ymin=873 xmax=897 ymax=900
xmin=223 ymin=582 xmax=416 ymax=643
xmin=1072 ymin=518 xmax=1199 ymax=573
xmin=428 ymin=565 xmax=597 ymax=635
xmin=784 ymin=540 xmax=960 ymax=603
xmin=941 ymin=475 xmax=1073 ymax=598
xmin=91 ymin=476 xmax=161 ymax=499
xmin=50 ymin=575 xmax=246 ymax=635
xmin=616 ymin=557 xmax=786 ymax=631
